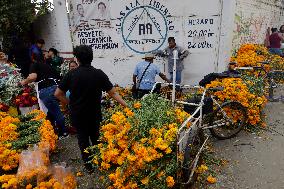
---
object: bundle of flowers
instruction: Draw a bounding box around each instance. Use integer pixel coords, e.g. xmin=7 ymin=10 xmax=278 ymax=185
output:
xmin=231 ymin=44 xmax=284 ymax=83
xmin=0 ymin=62 xmax=23 ymax=106
xmin=206 ymin=78 xmax=267 ymax=127
xmin=87 ymin=95 xmax=191 ymax=189
xmin=60 ymin=60 xmax=72 ymax=77
xmin=231 ymin=44 xmax=268 ymax=67
xmin=0 ymin=147 xmax=76 ymax=189
xmin=14 ymin=87 xmax=38 ymax=108
xmin=101 ymin=86 xmax=133 ymax=110
xmin=266 ymin=54 xmax=284 ymax=84
xmin=0 ymin=110 xmax=57 ymax=172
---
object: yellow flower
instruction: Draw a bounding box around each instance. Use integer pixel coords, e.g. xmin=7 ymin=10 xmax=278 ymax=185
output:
xmin=101 ymin=162 xmax=111 ymax=170
xmin=133 ymin=102 xmax=141 ymax=109
xmin=127 ymin=154 xmax=137 ymax=162
xmin=207 ymin=175 xmax=217 ymax=184
xmin=26 ymin=184 xmax=33 ymax=189
xmin=166 ymin=176 xmax=175 ymax=188
xmin=141 ymin=177 xmax=149 ymax=185
xmin=84 ymin=149 xmax=89 ymax=154
xmin=92 ymin=157 xmax=99 ymax=165
xmin=157 ymin=171 xmax=165 ymax=179
xmin=165 ymin=147 xmax=172 ymax=154
xmin=196 ymin=164 xmax=208 ymax=174
xmin=154 ymin=138 xmax=168 ymax=151
xmin=76 ymin=171 xmax=83 ymax=177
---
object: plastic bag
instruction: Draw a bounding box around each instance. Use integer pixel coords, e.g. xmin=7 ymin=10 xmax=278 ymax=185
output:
xmin=17 ymin=145 xmax=50 ymax=180
xmin=51 ymin=163 xmax=77 ymax=189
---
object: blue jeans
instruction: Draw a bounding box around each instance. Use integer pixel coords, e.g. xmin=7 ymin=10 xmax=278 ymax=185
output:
xmin=269 ymin=48 xmax=283 ymax=56
xmin=170 ymin=71 xmax=182 ymax=84
xmin=39 ymin=85 xmax=67 ymax=135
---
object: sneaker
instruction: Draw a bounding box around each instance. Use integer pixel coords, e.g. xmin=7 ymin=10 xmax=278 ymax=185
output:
xmin=59 ymin=133 xmax=69 ymax=140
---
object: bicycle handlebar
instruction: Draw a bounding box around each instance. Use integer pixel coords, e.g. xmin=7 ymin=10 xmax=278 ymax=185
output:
xmin=258 ymin=61 xmax=270 ymax=65
xmin=207 ymin=87 xmax=224 ymax=92
xmin=252 ymin=66 xmax=263 ymax=70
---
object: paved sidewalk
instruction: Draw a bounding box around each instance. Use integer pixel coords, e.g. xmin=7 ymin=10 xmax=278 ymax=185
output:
xmin=211 ymin=88 xmax=284 ymax=189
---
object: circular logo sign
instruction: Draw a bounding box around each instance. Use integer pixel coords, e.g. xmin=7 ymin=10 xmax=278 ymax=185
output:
xmin=122 ymin=6 xmax=168 ymax=54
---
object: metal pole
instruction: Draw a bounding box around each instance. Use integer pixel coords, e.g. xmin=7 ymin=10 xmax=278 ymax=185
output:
xmin=172 ymin=50 xmax=178 ymax=104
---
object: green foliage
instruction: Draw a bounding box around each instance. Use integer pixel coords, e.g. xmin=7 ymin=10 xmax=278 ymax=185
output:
xmin=0 ymin=0 xmax=51 ymax=51
xmin=241 ymin=75 xmax=266 ymax=97
xmin=88 ymin=95 xmax=185 ymax=188
xmin=11 ymin=133 xmax=40 ymax=150
xmin=12 ymin=113 xmax=42 ymax=150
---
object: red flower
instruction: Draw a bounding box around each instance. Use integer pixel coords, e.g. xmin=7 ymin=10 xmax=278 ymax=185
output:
xmin=0 ymin=103 xmax=9 ymax=112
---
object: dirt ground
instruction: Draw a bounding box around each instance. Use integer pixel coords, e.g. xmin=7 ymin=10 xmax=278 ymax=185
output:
xmin=51 ymin=87 xmax=284 ymax=189
xmin=50 ymin=135 xmax=96 ymax=189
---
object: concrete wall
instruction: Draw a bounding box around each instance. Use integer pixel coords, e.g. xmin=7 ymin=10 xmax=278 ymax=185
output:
xmin=33 ymin=0 xmax=73 ymax=58
xmin=33 ymin=0 xmax=284 ymax=86
xmin=232 ymin=0 xmax=284 ymax=51
xmin=67 ymin=0 xmax=226 ymax=86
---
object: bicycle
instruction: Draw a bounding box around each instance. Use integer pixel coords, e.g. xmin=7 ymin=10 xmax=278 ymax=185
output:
xmin=149 ymin=82 xmax=248 ymax=186
xmin=236 ymin=61 xmax=284 ymax=101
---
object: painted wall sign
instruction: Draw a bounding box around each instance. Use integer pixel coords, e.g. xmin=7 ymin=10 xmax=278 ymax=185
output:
xmin=65 ymin=0 xmax=226 ymax=87
xmin=116 ymin=0 xmax=175 ymax=54
xmin=69 ymin=0 xmax=175 ymax=54
xmin=187 ymin=17 xmax=218 ymax=49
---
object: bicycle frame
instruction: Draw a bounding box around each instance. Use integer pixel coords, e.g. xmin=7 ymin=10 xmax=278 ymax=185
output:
xmin=236 ymin=66 xmax=284 ymax=101
xmin=149 ymin=82 xmax=236 ymax=185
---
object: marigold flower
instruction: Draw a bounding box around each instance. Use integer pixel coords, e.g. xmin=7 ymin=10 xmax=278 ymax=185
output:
xmin=141 ymin=177 xmax=149 ymax=185
xmin=133 ymin=102 xmax=141 ymax=109
xmin=207 ymin=175 xmax=217 ymax=184
xmin=166 ymin=176 xmax=175 ymax=188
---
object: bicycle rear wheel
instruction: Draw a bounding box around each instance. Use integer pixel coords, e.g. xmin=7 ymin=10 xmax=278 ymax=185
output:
xmin=209 ymin=101 xmax=247 ymax=140
xmin=182 ymin=129 xmax=205 ymax=185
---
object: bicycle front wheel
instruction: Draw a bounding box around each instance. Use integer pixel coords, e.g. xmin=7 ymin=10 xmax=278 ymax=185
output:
xmin=209 ymin=101 xmax=247 ymax=140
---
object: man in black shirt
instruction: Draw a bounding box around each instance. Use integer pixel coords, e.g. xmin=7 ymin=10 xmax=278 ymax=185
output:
xmin=54 ymin=45 xmax=127 ymax=169
xmin=20 ymin=62 xmax=68 ymax=138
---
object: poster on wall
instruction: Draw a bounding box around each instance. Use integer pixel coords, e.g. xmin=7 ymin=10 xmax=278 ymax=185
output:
xmin=68 ymin=0 xmax=119 ymax=54
xmin=68 ymin=0 xmax=177 ymax=56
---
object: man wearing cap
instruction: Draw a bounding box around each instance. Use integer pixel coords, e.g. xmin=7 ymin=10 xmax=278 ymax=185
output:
xmin=133 ymin=53 xmax=171 ymax=98
xmin=155 ymin=37 xmax=189 ymax=85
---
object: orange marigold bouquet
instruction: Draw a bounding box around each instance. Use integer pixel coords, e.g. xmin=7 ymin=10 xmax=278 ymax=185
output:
xmin=0 ymin=110 xmax=58 ymax=172
xmin=206 ymin=78 xmax=267 ymax=127
xmin=231 ymin=44 xmax=268 ymax=67
xmin=232 ymin=44 xmax=284 ymax=83
xmin=0 ymin=148 xmax=76 ymax=189
xmin=88 ymin=94 xmax=191 ymax=189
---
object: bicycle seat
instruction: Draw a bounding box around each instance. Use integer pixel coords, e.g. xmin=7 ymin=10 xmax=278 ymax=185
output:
xmin=219 ymin=72 xmax=241 ymax=78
